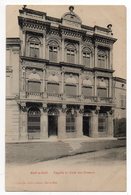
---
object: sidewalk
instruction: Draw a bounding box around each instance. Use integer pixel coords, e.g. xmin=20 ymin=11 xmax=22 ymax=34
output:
xmin=6 ymin=137 xmax=126 ymax=164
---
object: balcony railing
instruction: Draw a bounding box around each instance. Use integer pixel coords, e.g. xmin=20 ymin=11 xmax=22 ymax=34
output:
xmin=47 ymin=93 xmax=60 ymax=97
xmin=66 ymin=95 xmax=79 ymax=99
xmin=26 ymin=92 xmax=43 ymax=98
xmin=99 ymin=97 xmax=113 ymax=103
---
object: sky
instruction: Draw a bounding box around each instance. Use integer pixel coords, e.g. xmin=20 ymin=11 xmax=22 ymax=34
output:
xmin=6 ymin=5 xmax=126 ymax=79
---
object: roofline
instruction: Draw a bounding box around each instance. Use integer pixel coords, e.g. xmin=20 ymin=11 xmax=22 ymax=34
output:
xmin=18 ymin=7 xmax=115 ymax=35
xmin=113 ymin=77 xmax=126 ymax=83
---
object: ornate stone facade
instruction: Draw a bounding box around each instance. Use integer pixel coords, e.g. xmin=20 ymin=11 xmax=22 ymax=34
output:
xmin=6 ymin=6 xmax=125 ymax=142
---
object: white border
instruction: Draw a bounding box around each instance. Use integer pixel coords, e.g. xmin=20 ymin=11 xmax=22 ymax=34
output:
xmin=0 ymin=0 xmax=130 ymax=195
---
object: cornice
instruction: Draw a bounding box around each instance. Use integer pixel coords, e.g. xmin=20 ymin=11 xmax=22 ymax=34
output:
xmin=93 ymin=33 xmax=117 ymax=44
xmin=93 ymin=67 xmax=115 ymax=73
xmin=20 ymin=56 xmax=49 ymax=64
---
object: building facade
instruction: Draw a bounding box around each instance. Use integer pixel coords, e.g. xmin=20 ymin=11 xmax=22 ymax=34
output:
xmin=113 ymin=77 xmax=126 ymax=137
xmin=6 ymin=6 xmax=121 ymax=142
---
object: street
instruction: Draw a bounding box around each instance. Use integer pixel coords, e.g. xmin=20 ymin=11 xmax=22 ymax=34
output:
xmin=6 ymin=147 xmax=126 ymax=192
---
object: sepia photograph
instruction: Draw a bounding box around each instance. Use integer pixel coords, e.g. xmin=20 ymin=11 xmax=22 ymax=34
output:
xmin=5 ymin=5 xmax=126 ymax=191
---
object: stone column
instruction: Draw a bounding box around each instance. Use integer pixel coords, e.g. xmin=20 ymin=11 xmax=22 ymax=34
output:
xmin=107 ymin=110 xmax=114 ymax=137
xmin=79 ymin=42 xmax=82 ymax=64
xmin=40 ymin=104 xmax=48 ymax=139
xmin=61 ymin=38 xmax=64 ymax=62
xmin=20 ymin=102 xmax=28 ymax=140
xmin=76 ymin=106 xmax=84 ymax=137
xmin=58 ymin=105 xmax=66 ymax=139
xmin=90 ymin=107 xmax=99 ymax=138
xmin=94 ymin=45 xmax=97 ymax=67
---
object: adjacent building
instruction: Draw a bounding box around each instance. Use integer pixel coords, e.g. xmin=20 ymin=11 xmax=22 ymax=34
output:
xmin=6 ymin=6 xmax=126 ymax=142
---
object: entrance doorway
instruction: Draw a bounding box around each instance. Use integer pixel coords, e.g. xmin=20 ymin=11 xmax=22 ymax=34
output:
xmin=48 ymin=115 xmax=58 ymax=136
xmin=28 ymin=107 xmax=41 ymax=139
xmin=83 ymin=116 xmax=90 ymax=136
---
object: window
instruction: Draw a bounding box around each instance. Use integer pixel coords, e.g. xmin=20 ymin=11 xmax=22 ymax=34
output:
xmin=67 ymin=49 xmax=75 ymax=63
xmin=47 ymin=83 xmax=59 ymax=95
xmin=65 ymin=85 xmax=77 ymax=97
xmin=29 ymin=37 xmax=41 ymax=58
xmin=66 ymin=111 xmax=76 ymax=132
xmin=82 ymin=86 xmax=92 ymax=97
xmin=49 ymin=46 xmax=58 ymax=62
xmin=28 ymin=81 xmax=41 ymax=93
xmin=28 ymin=107 xmax=41 ymax=139
xmin=30 ymin=43 xmax=39 ymax=58
xmin=83 ymin=52 xmax=90 ymax=66
xmin=98 ymin=113 xmax=107 ymax=132
xmin=97 ymin=88 xmax=107 ymax=98
xmin=98 ymin=49 xmax=107 ymax=68
xmin=121 ymin=95 xmax=126 ymax=108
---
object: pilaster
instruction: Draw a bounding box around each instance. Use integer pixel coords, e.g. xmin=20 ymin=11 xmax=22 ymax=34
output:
xmin=94 ymin=45 xmax=97 ymax=67
xmin=58 ymin=105 xmax=66 ymax=139
xmin=20 ymin=102 xmax=28 ymax=140
xmin=40 ymin=104 xmax=48 ymax=139
xmin=90 ymin=107 xmax=99 ymax=138
xmin=61 ymin=38 xmax=65 ymax=61
xmin=107 ymin=110 xmax=114 ymax=137
xmin=79 ymin=42 xmax=82 ymax=64
xmin=76 ymin=105 xmax=84 ymax=137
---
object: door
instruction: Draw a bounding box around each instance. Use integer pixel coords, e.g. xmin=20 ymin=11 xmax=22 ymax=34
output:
xmin=83 ymin=116 xmax=90 ymax=136
xmin=48 ymin=115 xmax=58 ymax=136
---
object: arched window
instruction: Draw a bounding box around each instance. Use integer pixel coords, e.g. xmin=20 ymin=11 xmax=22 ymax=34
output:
xmin=98 ymin=49 xmax=108 ymax=68
xmin=48 ymin=41 xmax=59 ymax=62
xmin=66 ymin=44 xmax=76 ymax=64
xmin=82 ymin=48 xmax=92 ymax=67
xmin=28 ymin=37 xmax=41 ymax=58
xmin=66 ymin=109 xmax=76 ymax=132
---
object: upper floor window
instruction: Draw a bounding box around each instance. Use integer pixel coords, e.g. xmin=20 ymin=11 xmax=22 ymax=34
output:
xmin=66 ymin=44 xmax=76 ymax=64
xmin=82 ymin=48 xmax=92 ymax=67
xmin=98 ymin=49 xmax=108 ymax=69
xmin=82 ymin=86 xmax=92 ymax=97
xmin=28 ymin=81 xmax=41 ymax=93
xmin=47 ymin=83 xmax=59 ymax=95
xmin=120 ymin=94 xmax=126 ymax=109
xmin=29 ymin=37 xmax=41 ymax=58
xmin=65 ymin=84 xmax=77 ymax=97
xmin=48 ymin=41 xmax=59 ymax=62
xmin=67 ymin=49 xmax=75 ymax=63
xmin=97 ymin=88 xmax=107 ymax=98
xmin=49 ymin=46 xmax=58 ymax=62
